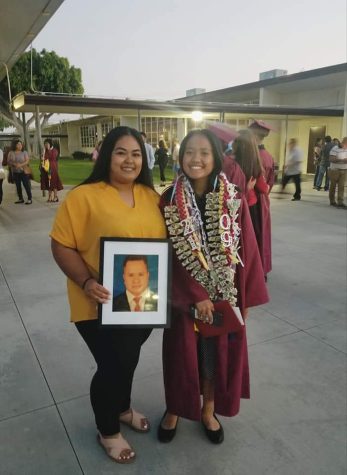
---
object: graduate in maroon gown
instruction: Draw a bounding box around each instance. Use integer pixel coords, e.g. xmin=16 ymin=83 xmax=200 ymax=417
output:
xmin=158 ymin=129 xmax=269 ymax=445
xmin=231 ymin=130 xmax=270 ymax=276
xmin=248 ymin=120 xmax=275 ymax=276
xmin=41 ymin=138 xmax=63 ymax=203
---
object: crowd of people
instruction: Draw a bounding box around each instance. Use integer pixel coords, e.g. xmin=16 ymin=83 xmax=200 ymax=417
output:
xmin=0 ymin=138 xmax=64 ymax=205
xmin=312 ymin=135 xmax=347 ymax=208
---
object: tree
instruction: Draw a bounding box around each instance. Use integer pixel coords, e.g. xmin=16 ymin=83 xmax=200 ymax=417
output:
xmin=0 ymin=49 xmax=84 ymax=153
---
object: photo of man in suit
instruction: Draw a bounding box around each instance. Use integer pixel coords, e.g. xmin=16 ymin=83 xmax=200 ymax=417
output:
xmin=112 ymin=255 xmax=158 ymax=312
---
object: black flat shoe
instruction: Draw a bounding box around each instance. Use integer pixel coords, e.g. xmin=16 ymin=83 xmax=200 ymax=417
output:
xmin=14 ymin=200 xmax=24 ymax=204
xmin=202 ymin=414 xmax=224 ymax=444
xmin=157 ymin=411 xmax=178 ymax=443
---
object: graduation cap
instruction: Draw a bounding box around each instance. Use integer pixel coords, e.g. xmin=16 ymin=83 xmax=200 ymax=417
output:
xmin=248 ymin=119 xmax=276 ymax=132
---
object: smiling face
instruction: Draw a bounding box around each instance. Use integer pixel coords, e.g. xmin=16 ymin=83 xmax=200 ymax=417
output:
xmin=182 ymin=134 xmax=214 ymax=190
xmin=110 ymin=135 xmax=143 ymax=187
xmin=123 ymin=259 xmax=149 ymax=297
xmin=15 ymin=141 xmax=23 ymax=151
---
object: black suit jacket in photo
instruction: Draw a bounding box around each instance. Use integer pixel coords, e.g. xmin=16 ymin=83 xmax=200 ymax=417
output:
xmin=112 ymin=291 xmax=158 ymax=312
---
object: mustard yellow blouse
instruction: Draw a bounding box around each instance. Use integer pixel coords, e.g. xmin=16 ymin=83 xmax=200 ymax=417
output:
xmin=50 ymin=182 xmax=166 ymax=322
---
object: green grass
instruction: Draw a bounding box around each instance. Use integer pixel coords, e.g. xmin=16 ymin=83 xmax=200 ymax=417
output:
xmin=30 ymin=157 xmax=174 ymax=186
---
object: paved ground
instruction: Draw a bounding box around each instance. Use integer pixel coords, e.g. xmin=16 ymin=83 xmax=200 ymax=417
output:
xmin=0 ymin=178 xmax=346 ymax=475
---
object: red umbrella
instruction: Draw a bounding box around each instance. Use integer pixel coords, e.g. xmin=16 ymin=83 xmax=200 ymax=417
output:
xmin=205 ymin=121 xmax=239 ymax=144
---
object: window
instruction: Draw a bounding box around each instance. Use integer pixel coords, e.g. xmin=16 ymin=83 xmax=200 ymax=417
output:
xmin=141 ymin=117 xmax=178 ymax=150
xmin=101 ymin=121 xmax=112 ymax=138
xmin=80 ymin=125 xmax=97 ymax=148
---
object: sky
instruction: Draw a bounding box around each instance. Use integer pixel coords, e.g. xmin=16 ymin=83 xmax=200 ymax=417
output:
xmin=32 ymin=0 xmax=346 ymax=101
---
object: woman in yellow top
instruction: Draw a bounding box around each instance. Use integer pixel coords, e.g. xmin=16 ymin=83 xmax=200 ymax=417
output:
xmin=50 ymin=126 xmax=166 ymax=464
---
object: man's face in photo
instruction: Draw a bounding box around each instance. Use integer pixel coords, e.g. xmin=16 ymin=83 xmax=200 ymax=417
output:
xmin=123 ymin=260 xmax=149 ymax=297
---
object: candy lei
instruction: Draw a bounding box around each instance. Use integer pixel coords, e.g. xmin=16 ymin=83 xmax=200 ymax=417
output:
xmin=164 ymin=173 xmax=241 ymax=305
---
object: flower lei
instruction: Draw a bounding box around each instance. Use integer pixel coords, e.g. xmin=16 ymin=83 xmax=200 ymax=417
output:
xmin=164 ymin=172 xmax=241 ymax=305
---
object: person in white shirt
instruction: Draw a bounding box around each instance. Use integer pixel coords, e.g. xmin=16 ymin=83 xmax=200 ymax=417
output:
xmin=281 ymin=138 xmax=303 ymax=201
xmin=171 ymin=139 xmax=180 ymax=178
xmin=140 ymin=132 xmax=155 ymax=172
xmin=113 ymin=256 xmax=158 ymax=312
xmin=329 ymin=137 xmax=347 ymax=208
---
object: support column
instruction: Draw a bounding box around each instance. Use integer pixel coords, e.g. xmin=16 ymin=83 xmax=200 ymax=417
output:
xmin=35 ymin=105 xmax=42 ymax=158
xmin=176 ymin=118 xmax=186 ymax=142
xmin=342 ymin=79 xmax=347 ymax=136
xmin=22 ymin=113 xmax=30 ymax=154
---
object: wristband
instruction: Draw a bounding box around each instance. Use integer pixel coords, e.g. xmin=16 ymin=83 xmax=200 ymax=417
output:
xmin=81 ymin=276 xmax=94 ymax=290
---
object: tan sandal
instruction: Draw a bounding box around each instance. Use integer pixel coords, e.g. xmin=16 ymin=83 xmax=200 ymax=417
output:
xmin=97 ymin=433 xmax=136 ymax=464
xmin=119 ymin=408 xmax=150 ymax=433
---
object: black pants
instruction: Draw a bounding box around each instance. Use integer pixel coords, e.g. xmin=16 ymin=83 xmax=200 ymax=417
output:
xmin=0 ymin=179 xmax=3 ymax=204
xmin=13 ymin=173 xmax=32 ymax=200
xmin=75 ymin=320 xmax=151 ymax=435
xmin=158 ymin=157 xmax=168 ymax=182
xmin=282 ymin=173 xmax=301 ymax=199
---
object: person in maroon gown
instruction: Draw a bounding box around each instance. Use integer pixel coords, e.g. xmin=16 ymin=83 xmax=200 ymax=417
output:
xmin=248 ymin=120 xmax=275 ymax=277
xmin=232 ymin=130 xmax=270 ymax=275
xmin=158 ymin=129 xmax=269 ymax=445
xmin=41 ymin=138 xmax=63 ymax=202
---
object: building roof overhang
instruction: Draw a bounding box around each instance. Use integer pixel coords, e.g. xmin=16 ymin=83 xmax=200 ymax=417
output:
xmin=11 ymin=93 xmax=344 ymax=118
xmin=176 ymin=63 xmax=347 ymax=102
xmin=0 ymin=0 xmax=65 ymax=81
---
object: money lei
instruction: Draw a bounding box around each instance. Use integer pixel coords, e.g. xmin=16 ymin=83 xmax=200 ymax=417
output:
xmin=164 ymin=173 xmax=241 ymax=304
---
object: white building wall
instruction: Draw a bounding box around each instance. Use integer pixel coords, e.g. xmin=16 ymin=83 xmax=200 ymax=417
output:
xmin=279 ymin=87 xmax=345 ymax=108
xmin=67 ymin=122 xmax=81 ymax=153
xmin=259 ymin=87 xmax=281 ymax=105
xmin=120 ymin=116 xmax=139 ymax=129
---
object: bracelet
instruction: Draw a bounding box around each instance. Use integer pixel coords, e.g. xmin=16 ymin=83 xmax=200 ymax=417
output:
xmin=81 ymin=276 xmax=94 ymax=290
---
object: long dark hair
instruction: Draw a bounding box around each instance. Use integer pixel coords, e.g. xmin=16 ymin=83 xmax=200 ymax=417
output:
xmin=178 ymin=129 xmax=223 ymax=191
xmin=233 ymin=129 xmax=262 ymax=181
xmin=81 ymin=126 xmax=153 ymax=189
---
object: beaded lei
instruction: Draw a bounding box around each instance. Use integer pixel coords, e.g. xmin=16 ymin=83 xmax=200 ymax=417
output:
xmin=164 ymin=172 xmax=241 ymax=305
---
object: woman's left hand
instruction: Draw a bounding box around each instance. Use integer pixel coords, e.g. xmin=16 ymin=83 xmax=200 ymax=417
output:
xmin=247 ymin=177 xmax=256 ymax=190
xmin=243 ymin=308 xmax=249 ymax=320
xmin=195 ymin=299 xmax=215 ymax=324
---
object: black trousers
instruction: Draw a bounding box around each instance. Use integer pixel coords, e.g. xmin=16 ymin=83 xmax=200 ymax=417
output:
xmin=158 ymin=157 xmax=168 ymax=182
xmin=282 ymin=173 xmax=301 ymax=199
xmin=0 ymin=179 xmax=3 ymax=204
xmin=75 ymin=319 xmax=152 ymax=435
xmin=13 ymin=173 xmax=32 ymax=200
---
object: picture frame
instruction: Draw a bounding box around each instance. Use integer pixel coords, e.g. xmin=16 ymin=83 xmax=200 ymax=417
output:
xmin=98 ymin=238 xmax=172 ymax=328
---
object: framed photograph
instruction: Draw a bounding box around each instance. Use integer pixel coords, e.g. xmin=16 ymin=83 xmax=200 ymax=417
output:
xmin=98 ymin=238 xmax=172 ymax=327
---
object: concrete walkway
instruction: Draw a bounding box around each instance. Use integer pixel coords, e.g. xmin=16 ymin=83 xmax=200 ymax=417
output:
xmin=0 ymin=178 xmax=346 ymax=475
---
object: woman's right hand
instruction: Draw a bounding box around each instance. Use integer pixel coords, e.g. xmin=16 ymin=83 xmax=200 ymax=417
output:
xmin=83 ymin=279 xmax=111 ymax=304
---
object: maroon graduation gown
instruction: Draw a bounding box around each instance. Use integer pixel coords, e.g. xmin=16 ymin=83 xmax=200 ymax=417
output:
xmin=160 ymin=191 xmax=269 ymax=420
